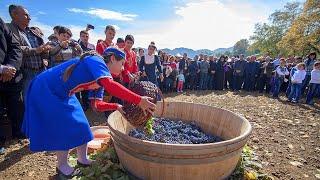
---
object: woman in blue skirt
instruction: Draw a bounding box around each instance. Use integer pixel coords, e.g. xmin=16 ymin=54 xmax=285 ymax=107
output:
xmin=22 ymin=47 xmax=155 ymax=178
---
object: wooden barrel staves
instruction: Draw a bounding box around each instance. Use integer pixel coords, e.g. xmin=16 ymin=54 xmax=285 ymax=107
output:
xmin=108 ymin=101 xmax=252 ymax=180
xmin=122 ymin=81 xmax=164 ymax=127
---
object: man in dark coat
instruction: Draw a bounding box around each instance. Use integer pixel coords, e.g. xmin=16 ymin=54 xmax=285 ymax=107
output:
xmin=0 ymin=17 xmax=23 ymax=154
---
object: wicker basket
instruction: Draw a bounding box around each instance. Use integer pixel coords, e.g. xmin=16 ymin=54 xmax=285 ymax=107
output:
xmin=122 ymin=81 xmax=163 ymax=127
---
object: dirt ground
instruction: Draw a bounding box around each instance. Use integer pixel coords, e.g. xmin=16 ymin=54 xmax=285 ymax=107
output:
xmin=0 ymin=90 xmax=319 ymax=180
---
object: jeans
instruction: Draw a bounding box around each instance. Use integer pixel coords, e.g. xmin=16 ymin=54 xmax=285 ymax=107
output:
xmin=273 ymin=78 xmax=283 ymax=97
xmin=288 ymin=83 xmax=302 ymax=101
xmin=208 ymin=74 xmax=215 ymax=90
xmin=306 ymin=83 xmax=320 ymax=104
xmin=199 ymin=72 xmax=209 ymax=90
xmin=286 ymin=82 xmax=291 ymax=97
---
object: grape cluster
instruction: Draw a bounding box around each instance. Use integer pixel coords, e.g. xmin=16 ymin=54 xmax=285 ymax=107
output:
xmin=128 ymin=117 xmax=223 ymax=144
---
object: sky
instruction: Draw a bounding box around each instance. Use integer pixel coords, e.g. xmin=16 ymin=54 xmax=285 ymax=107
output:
xmin=0 ymin=0 xmax=305 ymax=50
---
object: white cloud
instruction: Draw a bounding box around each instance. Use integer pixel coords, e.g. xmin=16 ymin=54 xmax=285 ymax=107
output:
xmin=37 ymin=11 xmax=46 ymax=15
xmin=67 ymin=8 xmax=137 ymax=21
xmin=130 ymin=0 xmax=271 ymax=50
xmin=111 ymin=25 xmax=121 ymax=31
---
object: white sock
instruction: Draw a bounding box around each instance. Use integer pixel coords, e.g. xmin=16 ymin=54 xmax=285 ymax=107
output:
xmin=76 ymin=143 xmax=92 ymax=165
xmin=56 ymin=151 xmax=74 ymax=175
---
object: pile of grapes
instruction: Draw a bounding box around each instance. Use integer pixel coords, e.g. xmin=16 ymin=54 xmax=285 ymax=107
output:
xmin=129 ymin=117 xmax=223 ymax=144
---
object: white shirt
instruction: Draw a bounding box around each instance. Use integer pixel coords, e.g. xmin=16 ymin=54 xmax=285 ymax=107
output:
xmin=276 ymin=66 xmax=289 ymax=76
xmin=291 ymin=70 xmax=306 ymax=84
xmin=145 ymin=54 xmax=155 ymax=64
xmin=310 ymin=69 xmax=320 ymax=84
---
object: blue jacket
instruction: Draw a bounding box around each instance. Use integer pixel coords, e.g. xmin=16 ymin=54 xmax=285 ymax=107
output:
xmin=244 ymin=61 xmax=259 ymax=77
xmin=188 ymin=60 xmax=199 ymax=75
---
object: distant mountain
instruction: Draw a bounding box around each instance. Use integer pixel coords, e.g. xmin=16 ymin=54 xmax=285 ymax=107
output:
xmin=160 ymin=47 xmax=233 ymax=58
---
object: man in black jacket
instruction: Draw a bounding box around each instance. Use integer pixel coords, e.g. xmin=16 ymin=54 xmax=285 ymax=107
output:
xmin=0 ymin=17 xmax=23 ymax=154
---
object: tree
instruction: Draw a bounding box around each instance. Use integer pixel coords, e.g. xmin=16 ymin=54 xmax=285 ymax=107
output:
xmin=233 ymin=39 xmax=249 ymax=55
xmin=249 ymin=23 xmax=283 ymax=57
xmin=278 ymin=0 xmax=320 ymax=56
xmin=269 ymin=2 xmax=302 ymax=33
xmin=248 ymin=2 xmax=303 ymax=57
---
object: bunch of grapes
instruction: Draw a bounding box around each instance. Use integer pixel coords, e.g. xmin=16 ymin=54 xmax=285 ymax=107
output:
xmin=129 ymin=117 xmax=223 ymax=144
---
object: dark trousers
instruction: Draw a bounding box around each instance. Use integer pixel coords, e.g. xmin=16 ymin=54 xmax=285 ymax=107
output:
xmin=301 ymin=75 xmax=311 ymax=95
xmin=188 ymin=74 xmax=197 ymax=90
xmin=76 ymin=91 xmax=89 ymax=111
xmin=258 ymin=74 xmax=271 ymax=93
xmin=244 ymin=75 xmax=256 ymax=91
xmin=233 ymin=75 xmax=243 ymax=91
xmin=224 ymin=72 xmax=233 ymax=90
xmin=306 ymin=83 xmax=320 ymax=104
xmin=0 ymin=82 xmax=24 ymax=146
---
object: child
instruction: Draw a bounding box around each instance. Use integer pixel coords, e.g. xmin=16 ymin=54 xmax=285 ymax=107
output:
xmin=273 ymin=58 xmax=289 ymax=98
xmin=22 ymin=47 xmax=156 ymax=178
xmin=288 ymin=63 xmax=306 ymax=103
xmin=177 ymin=71 xmax=185 ymax=92
xmin=306 ymin=61 xmax=320 ymax=105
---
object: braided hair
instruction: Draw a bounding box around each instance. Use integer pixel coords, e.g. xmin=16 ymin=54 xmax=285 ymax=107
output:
xmin=63 ymin=49 xmax=123 ymax=82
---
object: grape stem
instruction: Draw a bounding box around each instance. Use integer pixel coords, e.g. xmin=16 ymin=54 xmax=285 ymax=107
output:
xmin=145 ymin=117 xmax=155 ymax=135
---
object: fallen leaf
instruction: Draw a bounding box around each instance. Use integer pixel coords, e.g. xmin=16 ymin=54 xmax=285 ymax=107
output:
xmin=290 ymin=161 xmax=303 ymax=168
xmin=288 ymin=144 xmax=293 ymax=149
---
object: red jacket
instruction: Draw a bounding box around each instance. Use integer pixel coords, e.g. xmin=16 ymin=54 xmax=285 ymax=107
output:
xmin=122 ymin=49 xmax=138 ymax=83
xmin=96 ymin=40 xmax=113 ymax=55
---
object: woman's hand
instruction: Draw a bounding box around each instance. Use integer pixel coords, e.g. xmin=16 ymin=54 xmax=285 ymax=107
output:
xmin=138 ymin=96 xmax=156 ymax=115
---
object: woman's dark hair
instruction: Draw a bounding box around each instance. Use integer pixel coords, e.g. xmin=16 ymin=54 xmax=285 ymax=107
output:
xmin=58 ymin=26 xmax=72 ymax=37
xmin=219 ymin=55 xmax=225 ymax=61
xmin=63 ymin=50 xmax=123 ymax=82
xmin=53 ymin=25 xmax=62 ymax=31
xmin=308 ymin=52 xmax=317 ymax=59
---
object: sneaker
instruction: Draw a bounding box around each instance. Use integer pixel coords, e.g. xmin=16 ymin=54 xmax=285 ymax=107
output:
xmin=291 ymin=100 xmax=297 ymax=103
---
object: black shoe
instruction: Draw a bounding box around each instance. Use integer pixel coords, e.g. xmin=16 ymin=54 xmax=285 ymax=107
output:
xmin=56 ymin=167 xmax=81 ymax=179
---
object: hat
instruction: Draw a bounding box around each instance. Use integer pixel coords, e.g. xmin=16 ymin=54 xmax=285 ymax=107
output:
xmin=103 ymin=47 xmax=126 ymax=59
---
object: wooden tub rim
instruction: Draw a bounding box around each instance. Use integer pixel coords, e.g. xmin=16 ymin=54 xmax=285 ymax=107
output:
xmin=108 ymin=101 xmax=252 ymax=149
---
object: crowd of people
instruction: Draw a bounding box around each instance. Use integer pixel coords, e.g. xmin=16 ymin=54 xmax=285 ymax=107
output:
xmin=0 ymin=4 xmax=319 ymax=170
